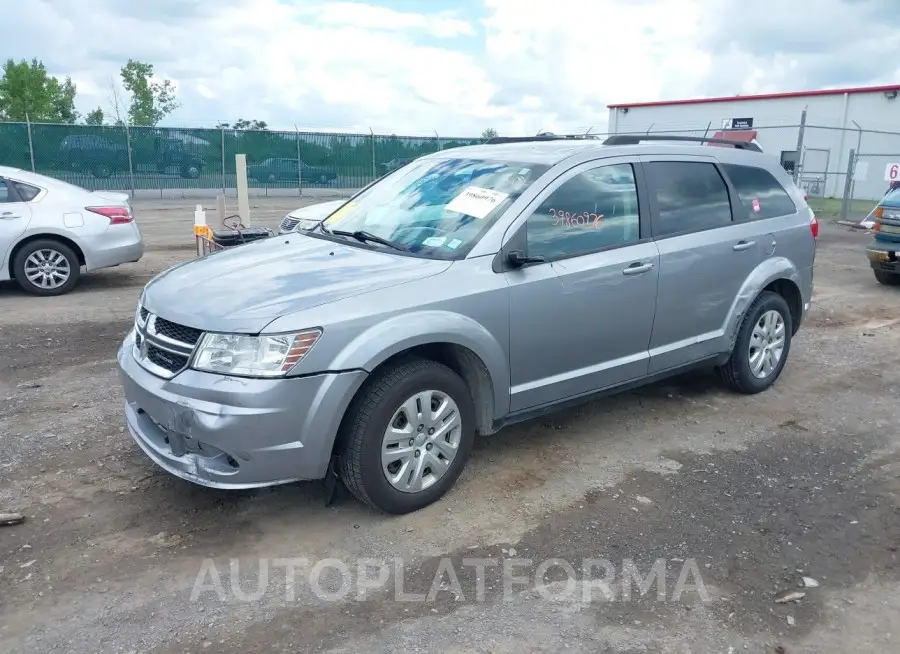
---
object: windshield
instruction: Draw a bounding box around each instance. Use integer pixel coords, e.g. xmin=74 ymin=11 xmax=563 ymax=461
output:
xmin=320 ymin=157 xmax=550 ymax=257
xmin=883 ymin=187 xmax=900 ymax=206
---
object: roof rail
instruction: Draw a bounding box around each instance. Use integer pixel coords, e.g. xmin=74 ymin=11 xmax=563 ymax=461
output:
xmin=485 ymin=134 xmax=601 ymax=144
xmin=602 ymin=134 xmax=763 ymax=152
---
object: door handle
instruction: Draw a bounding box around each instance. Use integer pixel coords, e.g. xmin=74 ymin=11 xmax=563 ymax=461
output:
xmin=0 ymin=211 xmax=22 ymax=220
xmin=733 ymin=240 xmax=756 ymax=251
xmin=623 ymin=262 xmax=654 ymax=276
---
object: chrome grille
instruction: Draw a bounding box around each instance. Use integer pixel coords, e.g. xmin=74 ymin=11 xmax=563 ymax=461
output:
xmin=280 ymin=216 xmax=300 ymax=232
xmin=133 ymin=307 xmax=203 ymax=378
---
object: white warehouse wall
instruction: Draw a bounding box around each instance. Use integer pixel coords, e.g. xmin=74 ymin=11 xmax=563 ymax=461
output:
xmin=607 ymin=89 xmax=900 ymax=201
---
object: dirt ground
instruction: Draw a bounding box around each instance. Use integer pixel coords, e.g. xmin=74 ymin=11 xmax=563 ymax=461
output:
xmin=1 ymin=199 xmax=899 ymax=654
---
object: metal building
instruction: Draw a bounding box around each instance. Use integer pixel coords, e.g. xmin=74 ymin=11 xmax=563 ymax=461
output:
xmin=607 ymin=84 xmax=900 ymax=201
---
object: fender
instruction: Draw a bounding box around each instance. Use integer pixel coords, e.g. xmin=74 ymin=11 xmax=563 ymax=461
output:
xmin=326 ymin=310 xmax=511 ymax=418
xmin=724 ymin=256 xmax=801 ymax=349
xmin=2 ymin=227 xmax=90 ymax=279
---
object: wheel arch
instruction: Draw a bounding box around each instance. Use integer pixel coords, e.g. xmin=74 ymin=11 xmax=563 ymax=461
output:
xmin=8 ymin=233 xmax=86 ymax=280
xmin=725 ymin=258 xmax=805 ymax=349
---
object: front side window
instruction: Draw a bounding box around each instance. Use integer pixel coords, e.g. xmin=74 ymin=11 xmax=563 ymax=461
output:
xmin=321 ymin=157 xmax=550 ymax=258
xmin=525 ymin=163 xmax=641 ymax=261
xmin=646 ymin=161 xmax=732 ymax=237
xmin=722 ymin=163 xmax=797 ymax=220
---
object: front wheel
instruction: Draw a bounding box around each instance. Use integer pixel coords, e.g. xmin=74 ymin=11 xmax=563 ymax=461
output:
xmin=337 ymin=357 xmax=475 ymax=514
xmin=13 ymin=239 xmax=81 ymax=296
xmin=718 ymin=291 xmax=793 ymax=394
xmin=874 ymin=270 xmax=900 ymax=286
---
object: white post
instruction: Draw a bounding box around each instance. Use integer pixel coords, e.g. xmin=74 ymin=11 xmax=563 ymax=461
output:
xmin=193 ymin=204 xmax=208 ymax=257
xmin=235 ymin=153 xmax=250 ymax=225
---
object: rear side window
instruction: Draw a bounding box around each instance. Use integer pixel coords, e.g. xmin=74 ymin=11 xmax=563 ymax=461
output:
xmin=646 ymin=162 xmax=732 ymax=237
xmin=0 ymin=181 xmax=10 ymax=203
xmin=13 ymin=182 xmax=40 ymax=201
xmin=722 ymin=164 xmax=797 ymax=220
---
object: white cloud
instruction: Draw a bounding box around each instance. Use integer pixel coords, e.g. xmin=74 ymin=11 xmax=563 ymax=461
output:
xmin=2 ymin=0 xmax=896 ymax=136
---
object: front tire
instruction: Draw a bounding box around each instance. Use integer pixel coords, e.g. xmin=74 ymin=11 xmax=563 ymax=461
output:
xmin=874 ymin=270 xmax=900 ymax=286
xmin=13 ymin=239 xmax=81 ymax=296
xmin=718 ymin=291 xmax=792 ymax=394
xmin=337 ymin=357 xmax=476 ymax=514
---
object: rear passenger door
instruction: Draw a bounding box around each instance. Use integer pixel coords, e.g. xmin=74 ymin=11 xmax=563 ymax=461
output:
xmin=0 ymin=179 xmax=33 ymax=273
xmin=642 ymin=156 xmax=763 ymax=373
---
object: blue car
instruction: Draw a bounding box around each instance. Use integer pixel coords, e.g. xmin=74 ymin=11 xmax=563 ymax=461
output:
xmin=865 ymin=184 xmax=900 ymax=285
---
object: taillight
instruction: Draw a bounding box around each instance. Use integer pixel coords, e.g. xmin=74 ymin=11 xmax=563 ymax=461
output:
xmin=86 ymin=206 xmax=134 ymax=225
xmin=809 ymin=214 xmax=819 ymax=240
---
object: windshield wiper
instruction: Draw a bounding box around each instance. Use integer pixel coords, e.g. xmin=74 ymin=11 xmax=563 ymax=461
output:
xmin=329 ymin=229 xmax=404 ymax=251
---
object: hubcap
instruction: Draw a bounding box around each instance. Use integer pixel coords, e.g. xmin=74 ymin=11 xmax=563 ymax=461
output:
xmin=24 ymin=249 xmax=71 ymax=290
xmin=748 ymin=309 xmax=785 ymax=379
xmin=381 ymin=389 xmax=462 ymax=493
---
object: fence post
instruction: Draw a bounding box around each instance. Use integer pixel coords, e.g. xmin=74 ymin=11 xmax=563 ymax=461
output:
xmin=793 ymin=108 xmax=806 ymax=184
xmin=369 ymin=128 xmax=376 ymax=181
xmin=434 ymin=130 xmax=441 ymax=151
xmin=294 ymin=124 xmax=303 ymax=197
xmin=840 ymin=148 xmax=856 ymax=223
xmin=25 ymin=113 xmax=36 ymax=172
xmin=124 ymin=124 xmax=136 ymax=198
xmin=220 ymin=128 xmax=226 ymax=197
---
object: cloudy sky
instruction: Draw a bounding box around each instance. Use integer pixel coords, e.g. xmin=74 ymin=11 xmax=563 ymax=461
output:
xmin=4 ymin=0 xmax=899 ymax=136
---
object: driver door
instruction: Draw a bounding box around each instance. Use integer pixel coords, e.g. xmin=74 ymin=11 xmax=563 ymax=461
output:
xmin=502 ymin=159 xmax=660 ymax=412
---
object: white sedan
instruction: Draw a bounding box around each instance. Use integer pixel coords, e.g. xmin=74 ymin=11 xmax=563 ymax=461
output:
xmin=278 ymin=200 xmax=346 ymax=235
xmin=0 ymin=166 xmax=144 ymax=296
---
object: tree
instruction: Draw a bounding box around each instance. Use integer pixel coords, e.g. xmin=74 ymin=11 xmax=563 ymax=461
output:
xmin=85 ymin=107 xmax=104 ymax=125
xmin=481 ymin=128 xmax=498 ymax=139
xmin=218 ymin=119 xmax=268 ymax=130
xmin=119 ymin=59 xmax=179 ymax=126
xmin=0 ymin=58 xmax=78 ymax=123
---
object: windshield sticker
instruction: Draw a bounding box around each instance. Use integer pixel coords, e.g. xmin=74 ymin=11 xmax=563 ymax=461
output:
xmin=751 ymin=198 xmax=761 ymax=212
xmin=422 ymin=236 xmax=447 ymax=248
xmin=551 ymin=209 xmax=604 ymax=228
xmin=446 ymin=186 xmax=510 ymax=219
xmin=447 ymin=238 xmax=462 ymax=250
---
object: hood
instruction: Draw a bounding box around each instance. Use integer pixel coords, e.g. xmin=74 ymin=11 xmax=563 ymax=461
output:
xmin=286 ymin=200 xmax=345 ymax=221
xmin=141 ymin=234 xmax=451 ymax=333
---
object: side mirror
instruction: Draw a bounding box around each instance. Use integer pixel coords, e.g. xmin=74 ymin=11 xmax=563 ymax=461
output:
xmin=507 ymin=249 xmax=545 ymax=268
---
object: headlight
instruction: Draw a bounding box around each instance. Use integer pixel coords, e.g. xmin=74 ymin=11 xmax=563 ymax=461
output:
xmin=192 ymin=329 xmax=322 ymax=377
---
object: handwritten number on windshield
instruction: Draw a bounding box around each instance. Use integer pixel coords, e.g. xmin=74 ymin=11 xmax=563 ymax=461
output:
xmin=550 ymin=208 xmax=604 ymax=228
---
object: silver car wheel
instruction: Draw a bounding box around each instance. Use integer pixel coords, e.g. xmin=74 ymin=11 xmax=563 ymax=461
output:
xmin=381 ymin=389 xmax=462 ymax=493
xmin=24 ymin=248 xmax=71 ymax=290
xmin=748 ymin=309 xmax=785 ymax=379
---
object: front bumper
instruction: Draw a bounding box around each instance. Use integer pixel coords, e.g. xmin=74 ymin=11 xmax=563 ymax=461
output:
xmin=85 ymin=222 xmax=145 ymax=271
xmin=117 ymin=331 xmax=367 ymax=489
xmin=866 ymin=240 xmax=900 ymax=274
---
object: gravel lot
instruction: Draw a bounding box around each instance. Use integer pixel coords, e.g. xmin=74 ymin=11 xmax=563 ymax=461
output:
xmin=1 ymin=200 xmax=899 ymax=653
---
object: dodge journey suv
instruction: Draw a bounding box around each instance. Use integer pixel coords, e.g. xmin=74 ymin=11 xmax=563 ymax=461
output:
xmin=118 ymin=134 xmax=817 ymax=514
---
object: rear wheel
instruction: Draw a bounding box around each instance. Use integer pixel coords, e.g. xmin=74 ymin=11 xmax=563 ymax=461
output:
xmin=13 ymin=239 xmax=81 ymax=296
xmin=718 ymin=291 xmax=792 ymax=394
xmin=874 ymin=270 xmax=900 ymax=286
xmin=337 ymin=357 xmax=475 ymax=514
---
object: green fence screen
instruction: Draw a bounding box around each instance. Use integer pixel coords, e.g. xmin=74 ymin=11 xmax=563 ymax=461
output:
xmin=0 ymin=122 xmax=483 ymax=195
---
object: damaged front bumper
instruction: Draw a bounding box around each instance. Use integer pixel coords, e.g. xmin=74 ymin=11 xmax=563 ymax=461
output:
xmin=117 ymin=330 xmax=367 ymax=489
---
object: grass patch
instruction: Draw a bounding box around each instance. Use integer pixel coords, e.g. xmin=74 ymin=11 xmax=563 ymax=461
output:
xmin=807 ymin=196 xmax=876 ymax=222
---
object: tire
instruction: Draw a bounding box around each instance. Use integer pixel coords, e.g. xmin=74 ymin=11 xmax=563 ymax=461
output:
xmin=13 ymin=239 xmax=81 ymax=296
xmin=319 ymin=174 xmax=328 ymax=184
xmin=180 ymin=164 xmax=200 ymax=179
xmin=92 ymin=166 xmax=111 ymax=179
xmin=267 ymin=173 xmax=277 ymax=184
xmin=718 ymin=290 xmax=793 ymax=394
xmin=874 ymin=270 xmax=900 ymax=286
xmin=337 ymin=356 xmax=476 ymax=514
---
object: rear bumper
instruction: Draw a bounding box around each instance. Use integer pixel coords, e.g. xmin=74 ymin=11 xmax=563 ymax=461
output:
xmin=84 ymin=222 xmax=144 ymax=270
xmin=117 ymin=330 xmax=367 ymax=489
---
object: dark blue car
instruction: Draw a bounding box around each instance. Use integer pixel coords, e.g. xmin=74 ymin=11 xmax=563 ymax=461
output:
xmin=865 ymin=183 xmax=900 ymax=285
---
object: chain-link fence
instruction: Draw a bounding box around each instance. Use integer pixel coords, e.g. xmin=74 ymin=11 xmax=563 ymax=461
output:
xmin=839 ymin=150 xmax=900 ymax=222
xmin=0 ymin=122 xmax=483 ymax=198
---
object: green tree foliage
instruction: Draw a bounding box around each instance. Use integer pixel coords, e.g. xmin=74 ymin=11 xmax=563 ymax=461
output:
xmin=481 ymin=127 xmax=498 ymax=139
xmin=85 ymin=107 xmax=104 ymax=125
xmin=0 ymin=58 xmax=78 ymax=123
xmin=119 ymin=59 xmax=179 ymax=126
xmin=217 ymin=119 xmax=269 ymax=130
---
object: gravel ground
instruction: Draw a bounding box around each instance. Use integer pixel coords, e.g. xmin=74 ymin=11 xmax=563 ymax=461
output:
xmin=1 ymin=202 xmax=899 ymax=653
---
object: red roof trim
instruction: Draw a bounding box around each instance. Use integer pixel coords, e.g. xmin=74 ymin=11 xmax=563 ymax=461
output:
xmin=608 ymin=84 xmax=900 ymax=109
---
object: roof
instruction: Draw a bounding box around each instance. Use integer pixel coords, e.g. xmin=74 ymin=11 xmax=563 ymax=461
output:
xmin=608 ymin=84 xmax=900 ymax=109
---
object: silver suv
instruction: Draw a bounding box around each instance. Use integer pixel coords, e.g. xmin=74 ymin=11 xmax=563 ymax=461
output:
xmin=118 ymin=134 xmax=817 ymax=514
